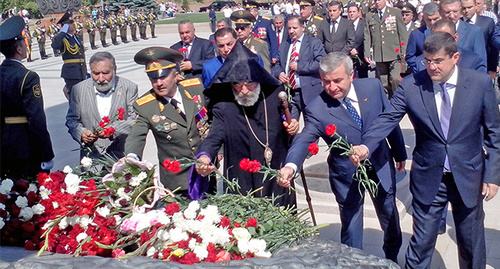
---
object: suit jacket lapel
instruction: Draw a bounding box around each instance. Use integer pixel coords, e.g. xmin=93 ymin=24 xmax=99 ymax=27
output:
xmin=354 ymin=86 xmax=368 ymax=132
xmin=86 ymin=80 xmax=102 ymax=124
xmin=326 ymin=95 xmax=361 ymax=130
xmin=447 ymin=69 xmax=469 ymax=141
xmin=108 ymin=77 xmax=121 ymax=118
xmin=421 ymin=78 xmax=446 ymax=140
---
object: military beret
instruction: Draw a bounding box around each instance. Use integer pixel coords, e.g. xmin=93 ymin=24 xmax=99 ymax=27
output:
xmin=230 ymin=10 xmax=256 ymax=25
xmin=58 ymin=11 xmax=74 ymax=25
xmin=299 ymin=0 xmax=315 ymax=7
xmin=134 ymin=47 xmax=183 ymax=79
xmin=0 ymin=16 xmax=25 ymax=42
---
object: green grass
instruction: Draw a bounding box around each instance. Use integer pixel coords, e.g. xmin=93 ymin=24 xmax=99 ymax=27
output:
xmin=156 ymin=12 xmax=223 ymax=24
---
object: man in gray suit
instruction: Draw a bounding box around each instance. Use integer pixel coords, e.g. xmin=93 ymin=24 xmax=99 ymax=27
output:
xmin=66 ymin=51 xmax=138 ymax=159
xmin=317 ymin=1 xmax=355 ymax=54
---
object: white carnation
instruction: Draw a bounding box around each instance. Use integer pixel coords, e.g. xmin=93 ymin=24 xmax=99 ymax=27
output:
xmin=185 ymin=219 xmax=202 ymax=234
xmin=76 ymin=232 xmax=88 ymax=242
xmin=58 ymin=216 xmax=69 ymax=230
xmin=237 ymin=239 xmax=249 ymax=254
xmin=184 ymin=208 xmax=197 ymax=220
xmin=187 ymin=200 xmax=200 ymax=212
xmin=96 ymin=206 xmax=110 ymax=217
xmin=193 ymin=244 xmax=209 ymax=260
xmin=19 ymin=207 xmax=34 ymax=221
xmin=188 ymin=237 xmax=197 ymax=250
xmin=77 ymin=215 xmax=92 ymax=228
xmin=0 ymin=179 xmax=14 ymax=194
xmin=80 ymin=157 xmax=93 ymax=168
xmin=157 ymin=229 xmax=170 ymax=241
xmin=232 ymin=227 xmax=251 ymax=242
xmin=199 ymin=205 xmax=221 ymax=224
xmin=64 ymin=173 xmax=81 ymax=195
xmin=63 ymin=165 xmax=73 ymax=174
xmin=39 ymin=186 xmax=51 ymax=200
xmin=211 ymin=227 xmax=231 ymax=245
xmin=0 ymin=203 xmax=5 ymax=210
xmin=248 ymin=238 xmax=267 ymax=254
xmin=169 ymin=227 xmax=189 ymax=242
xmin=146 ymin=246 xmax=156 ymax=257
xmin=32 ymin=204 xmax=45 ymax=215
xmin=27 ymin=183 xmax=37 ymax=193
xmin=15 ymin=196 xmax=28 ymax=208
xmin=52 ymin=201 xmax=59 ymax=209
xmin=114 ymin=215 xmax=122 ymax=223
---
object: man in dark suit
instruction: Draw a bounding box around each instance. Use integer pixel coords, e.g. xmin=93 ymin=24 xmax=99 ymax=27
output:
xmin=125 ymin=47 xmax=210 ymax=197
xmin=52 ymin=12 xmax=87 ymax=99
xmin=317 ymin=1 xmax=355 ymax=54
xmin=247 ymin=4 xmax=278 ymax=64
xmin=461 ymin=0 xmax=497 ymax=78
xmin=170 ymin=20 xmax=214 ymax=80
xmin=439 ymin=0 xmax=487 ymax=63
xmin=406 ymin=2 xmax=441 ymax=73
xmin=351 ymin=32 xmax=500 ymax=268
xmin=348 ymin=4 xmax=368 ymax=78
xmin=278 ymin=52 xmax=407 ymax=262
xmin=1 ymin=16 xmax=54 ymax=180
xmin=273 ymin=15 xmax=325 ymax=114
xmin=209 ymin=7 xmax=216 ymax=33
xmin=66 ymin=52 xmax=138 ymax=159
xmin=273 ymin=14 xmax=289 ymax=47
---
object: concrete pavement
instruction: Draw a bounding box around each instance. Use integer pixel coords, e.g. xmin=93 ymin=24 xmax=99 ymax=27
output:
xmin=2 ymin=22 xmax=499 ymax=268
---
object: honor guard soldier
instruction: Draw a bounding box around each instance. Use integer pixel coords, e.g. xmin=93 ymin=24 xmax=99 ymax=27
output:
xmin=74 ymin=15 xmax=85 ymax=45
xmin=147 ymin=7 xmax=158 ymax=38
xmin=137 ymin=9 xmax=148 ymax=40
xmin=107 ymin=12 xmax=119 ymax=45
xmin=0 ymin=16 xmax=55 ymax=180
xmin=300 ymin=0 xmax=323 ymax=37
xmin=22 ymin=23 xmax=33 ymax=62
xmin=96 ymin=13 xmax=109 ymax=47
xmin=117 ymin=11 xmax=129 ymax=43
xmin=48 ymin=17 xmax=61 ymax=56
xmin=33 ymin=20 xmax=48 ymax=59
xmin=246 ymin=2 xmax=278 ymax=64
xmin=52 ymin=12 xmax=87 ymax=99
xmin=125 ymin=47 xmax=210 ymax=197
xmin=128 ymin=12 xmax=139 ymax=42
xmin=84 ymin=15 xmax=98 ymax=49
xmin=231 ymin=10 xmax=271 ymax=72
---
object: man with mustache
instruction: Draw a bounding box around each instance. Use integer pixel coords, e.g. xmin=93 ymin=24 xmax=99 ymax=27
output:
xmin=66 ymin=51 xmax=138 ymax=159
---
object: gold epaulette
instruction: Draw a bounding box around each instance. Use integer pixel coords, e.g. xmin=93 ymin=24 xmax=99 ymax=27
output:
xmin=179 ymin=78 xmax=201 ymax=88
xmin=314 ymin=15 xmax=324 ymax=21
xmin=262 ymin=16 xmax=271 ymax=20
xmin=136 ymin=93 xmax=156 ymax=106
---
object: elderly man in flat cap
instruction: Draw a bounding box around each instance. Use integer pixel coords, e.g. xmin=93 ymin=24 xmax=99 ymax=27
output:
xmin=125 ymin=47 xmax=211 ymax=198
xmin=193 ymin=42 xmax=299 ymax=207
xmin=0 ymin=16 xmax=54 ymax=180
xmin=52 ymin=11 xmax=87 ymax=99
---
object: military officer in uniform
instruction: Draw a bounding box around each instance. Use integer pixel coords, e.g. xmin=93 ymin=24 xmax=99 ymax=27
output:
xmin=147 ymin=7 xmax=158 ymax=38
xmin=231 ymin=10 xmax=271 ymax=72
xmin=1 ymin=16 xmax=54 ymax=180
xmin=96 ymin=13 xmax=109 ymax=47
xmin=85 ymin=15 xmax=98 ymax=50
xmin=107 ymin=12 xmax=119 ymax=45
xmin=74 ymin=15 xmax=85 ymax=45
xmin=48 ymin=18 xmax=60 ymax=57
xmin=117 ymin=11 xmax=129 ymax=43
xmin=246 ymin=3 xmax=278 ymax=64
xmin=125 ymin=47 xmax=210 ymax=197
xmin=137 ymin=9 xmax=148 ymax=40
xmin=363 ymin=0 xmax=407 ymax=97
xmin=52 ymin=12 xmax=87 ymax=99
xmin=128 ymin=12 xmax=139 ymax=42
xmin=300 ymin=0 xmax=323 ymax=37
xmin=33 ymin=20 xmax=48 ymax=60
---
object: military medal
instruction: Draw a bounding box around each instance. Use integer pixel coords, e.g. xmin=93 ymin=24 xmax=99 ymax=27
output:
xmin=163 ymin=122 xmax=171 ymax=131
xmin=151 ymin=114 xmax=161 ymax=123
xmin=170 ymin=122 xmax=178 ymax=130
xmin=155 ymin=124 xmax=163 ymax=131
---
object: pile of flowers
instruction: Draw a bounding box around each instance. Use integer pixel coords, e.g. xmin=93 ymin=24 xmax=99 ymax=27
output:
xmin=0 ymin=179 xmax=45 ymax=249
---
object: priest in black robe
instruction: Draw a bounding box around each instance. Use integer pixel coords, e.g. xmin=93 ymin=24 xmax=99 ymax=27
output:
xmin=191 ymin=42 xmax=299 ymax=208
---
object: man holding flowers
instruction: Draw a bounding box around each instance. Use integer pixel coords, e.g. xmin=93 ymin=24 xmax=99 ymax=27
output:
xmin=66 ymin=51 xmax=138 ymax=159
xmin=278 ymin=52 xmax=407 ymax=262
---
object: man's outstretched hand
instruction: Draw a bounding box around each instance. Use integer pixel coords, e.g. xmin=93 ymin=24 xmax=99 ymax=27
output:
xmin=349 ymin=145 xmax=369 ymax=167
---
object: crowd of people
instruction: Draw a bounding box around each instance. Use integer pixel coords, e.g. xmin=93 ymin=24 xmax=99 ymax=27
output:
xmin=2 ymin=0 xmax=500 ymax=267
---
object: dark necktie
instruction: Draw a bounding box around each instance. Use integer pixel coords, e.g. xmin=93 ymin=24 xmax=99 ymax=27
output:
xmin=170 ymin=98 xmax=186 ymax=121
xmin=277 ymin=29 xmax=281 ymax=46
xmin=379 ymin=10 xmax=383 ymax=19
xmin=289 ymin=40 xmax=298 ymax=89
xmin=343 ymin=98 xmax=362 ymax=129
xmin=331 ymin=20 xmax=337 ymax=34
xmin=440 ymin=82 xmax=452 ymax=171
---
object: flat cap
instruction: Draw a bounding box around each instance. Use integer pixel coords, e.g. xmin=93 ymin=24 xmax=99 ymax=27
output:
xmin=0 ymin=16 xmax=25 ymax=42
xmin=299 ymin=0 xmax=315 ymax=6
xmin=58 ymin=11 xmax=74 ymax=25
xmin=134 ymin=47 xmax=183 ymax=79
xmin=230 ymin=10 xmax=256 ymax=25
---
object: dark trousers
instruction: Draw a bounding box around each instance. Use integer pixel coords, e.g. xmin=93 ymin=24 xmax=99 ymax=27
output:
xmin=120 ymin=27 xmax=128 ymax=42
xmin=405 ymin=173 xmax=486 ymax=269
xmin=88 ymin=32 xmax=96 ymax=48
xmin=38 ymin=41 xmax=47 ymax=57
xmin=150 ymin=24 xmax=156 ymax=37
xmin=99 ymin=29 xmax=107 ymax=45
xmin=290 ymin=88 xmax=306 ymax=118
xmin=210 ymin=19 xmax=216 ymax=32
xmin=375 ymin=60 xmax=401 ymax=98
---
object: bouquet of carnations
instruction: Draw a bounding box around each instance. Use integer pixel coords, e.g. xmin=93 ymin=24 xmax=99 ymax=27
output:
xmin=93 ymin=107 xmax=126 ymax=136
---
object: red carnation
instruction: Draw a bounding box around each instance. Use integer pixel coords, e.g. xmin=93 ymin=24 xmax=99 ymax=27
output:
xmin=102 ymin=116 xmax=111 ymax=124
xmin=163 ymin=159 xmax=181 ymax=173
xmin=117 ymin=107 xmax=125 ymax=120
xmin=13 ymin=180 xmax=29 ymax=193
xmin=395 ymin=48 xmax=400 ymax=53
xmin=400 ymin=42 xmax=405 ymax=46
xmin=247 ymin=160 xmax=261 ymax=173
xmin=165 ymin=202 xmax=180 ymax=215
xmin=245 ymin=218 xmax=258 ymax=228
xmin=239 ymin=158 xmax=250 ymax=171
xmin=178 ymin=48 xmax=188 ymax=52
xmin=308 ymin=142 xmax=319 ymax=155
xmin=103 ymin=127 xmax=115 ymax=136
xmin=219 ymin=216 xmax=231 ymax=228
xmin=326 ymin=124 xmax=337 ymax=136
xmin=99 ymin=121 xmax=106 ymax=128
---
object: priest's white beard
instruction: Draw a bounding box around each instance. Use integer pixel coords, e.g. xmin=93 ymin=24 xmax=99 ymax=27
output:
xmin=233 ymin=84 xmax=261 ymax=107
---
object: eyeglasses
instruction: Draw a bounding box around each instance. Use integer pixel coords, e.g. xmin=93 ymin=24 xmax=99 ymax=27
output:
xmin=231 ymin=82 xmax=258 ymax=89
xmin=421 ymin=59 xmax=444 ymax=67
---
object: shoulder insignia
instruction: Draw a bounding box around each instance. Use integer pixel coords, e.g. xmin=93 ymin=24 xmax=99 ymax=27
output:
xmin=184 ymin=90 xmax=193 ymax=99
xmin=136 ymin=93 xmax=156 ymax=106
xmin=178 ymin=78 xmax=201 ymax=88
xmin=33 ymin=84 xmax=41 ymax=98
xmin=253 ymin=38 xmax=265 ymax=44
xmin=314 ymin=15 xmax=324 ymax=21
xmin=262 ymin=16 xmax=271 ymax=20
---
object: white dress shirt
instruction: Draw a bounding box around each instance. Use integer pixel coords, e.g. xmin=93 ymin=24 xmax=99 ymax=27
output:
xmin=434 ymin=66 xmax=458 ymax=119
xmin=95 ymin=84 xmax=115 ymax=118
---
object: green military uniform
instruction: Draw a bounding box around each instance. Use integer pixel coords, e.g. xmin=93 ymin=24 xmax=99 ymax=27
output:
xmin=84 ymin=18 xmax=98 ymax=49
xmin=48 ymin=20 xmax=60 ymax=56
xmin=304 ymin=14 xmax=323 ymax=37
xmin=33 ymin=22 xmax=48 ymax=59
xmin=244 ymin=36 xmax=271 ymax=72
xmin=96 ymin=16 xmax=109 ymax=47
xmin=147 ymin=11 xmax=157 ymax=38
xmin=137 ymin=12 xmax=148 ymax=39
xmin=75 ymin=20 xmax=84 ymax=45
xmin=107 ymin=16 xmax=119 ymax=45
xmin=126 ymin=79 xmax=206 ymax=191
xmin=118 ymin=14 xmax=129 ymax=43
xmin=364 ymin=7 xmax=408 ymax=96
xmin=128 ymin=14 xmax=139 ymax=41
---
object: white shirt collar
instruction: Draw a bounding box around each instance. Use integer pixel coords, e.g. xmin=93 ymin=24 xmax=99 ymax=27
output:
xmin=345 ymin=83 xmax=358 ymax=103
xmin=444 ymin=65 xmax=458 ymax=86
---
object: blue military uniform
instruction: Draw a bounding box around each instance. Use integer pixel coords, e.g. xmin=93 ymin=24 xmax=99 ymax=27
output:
xmin=247 ymin=5 xmax=278 ymax=60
